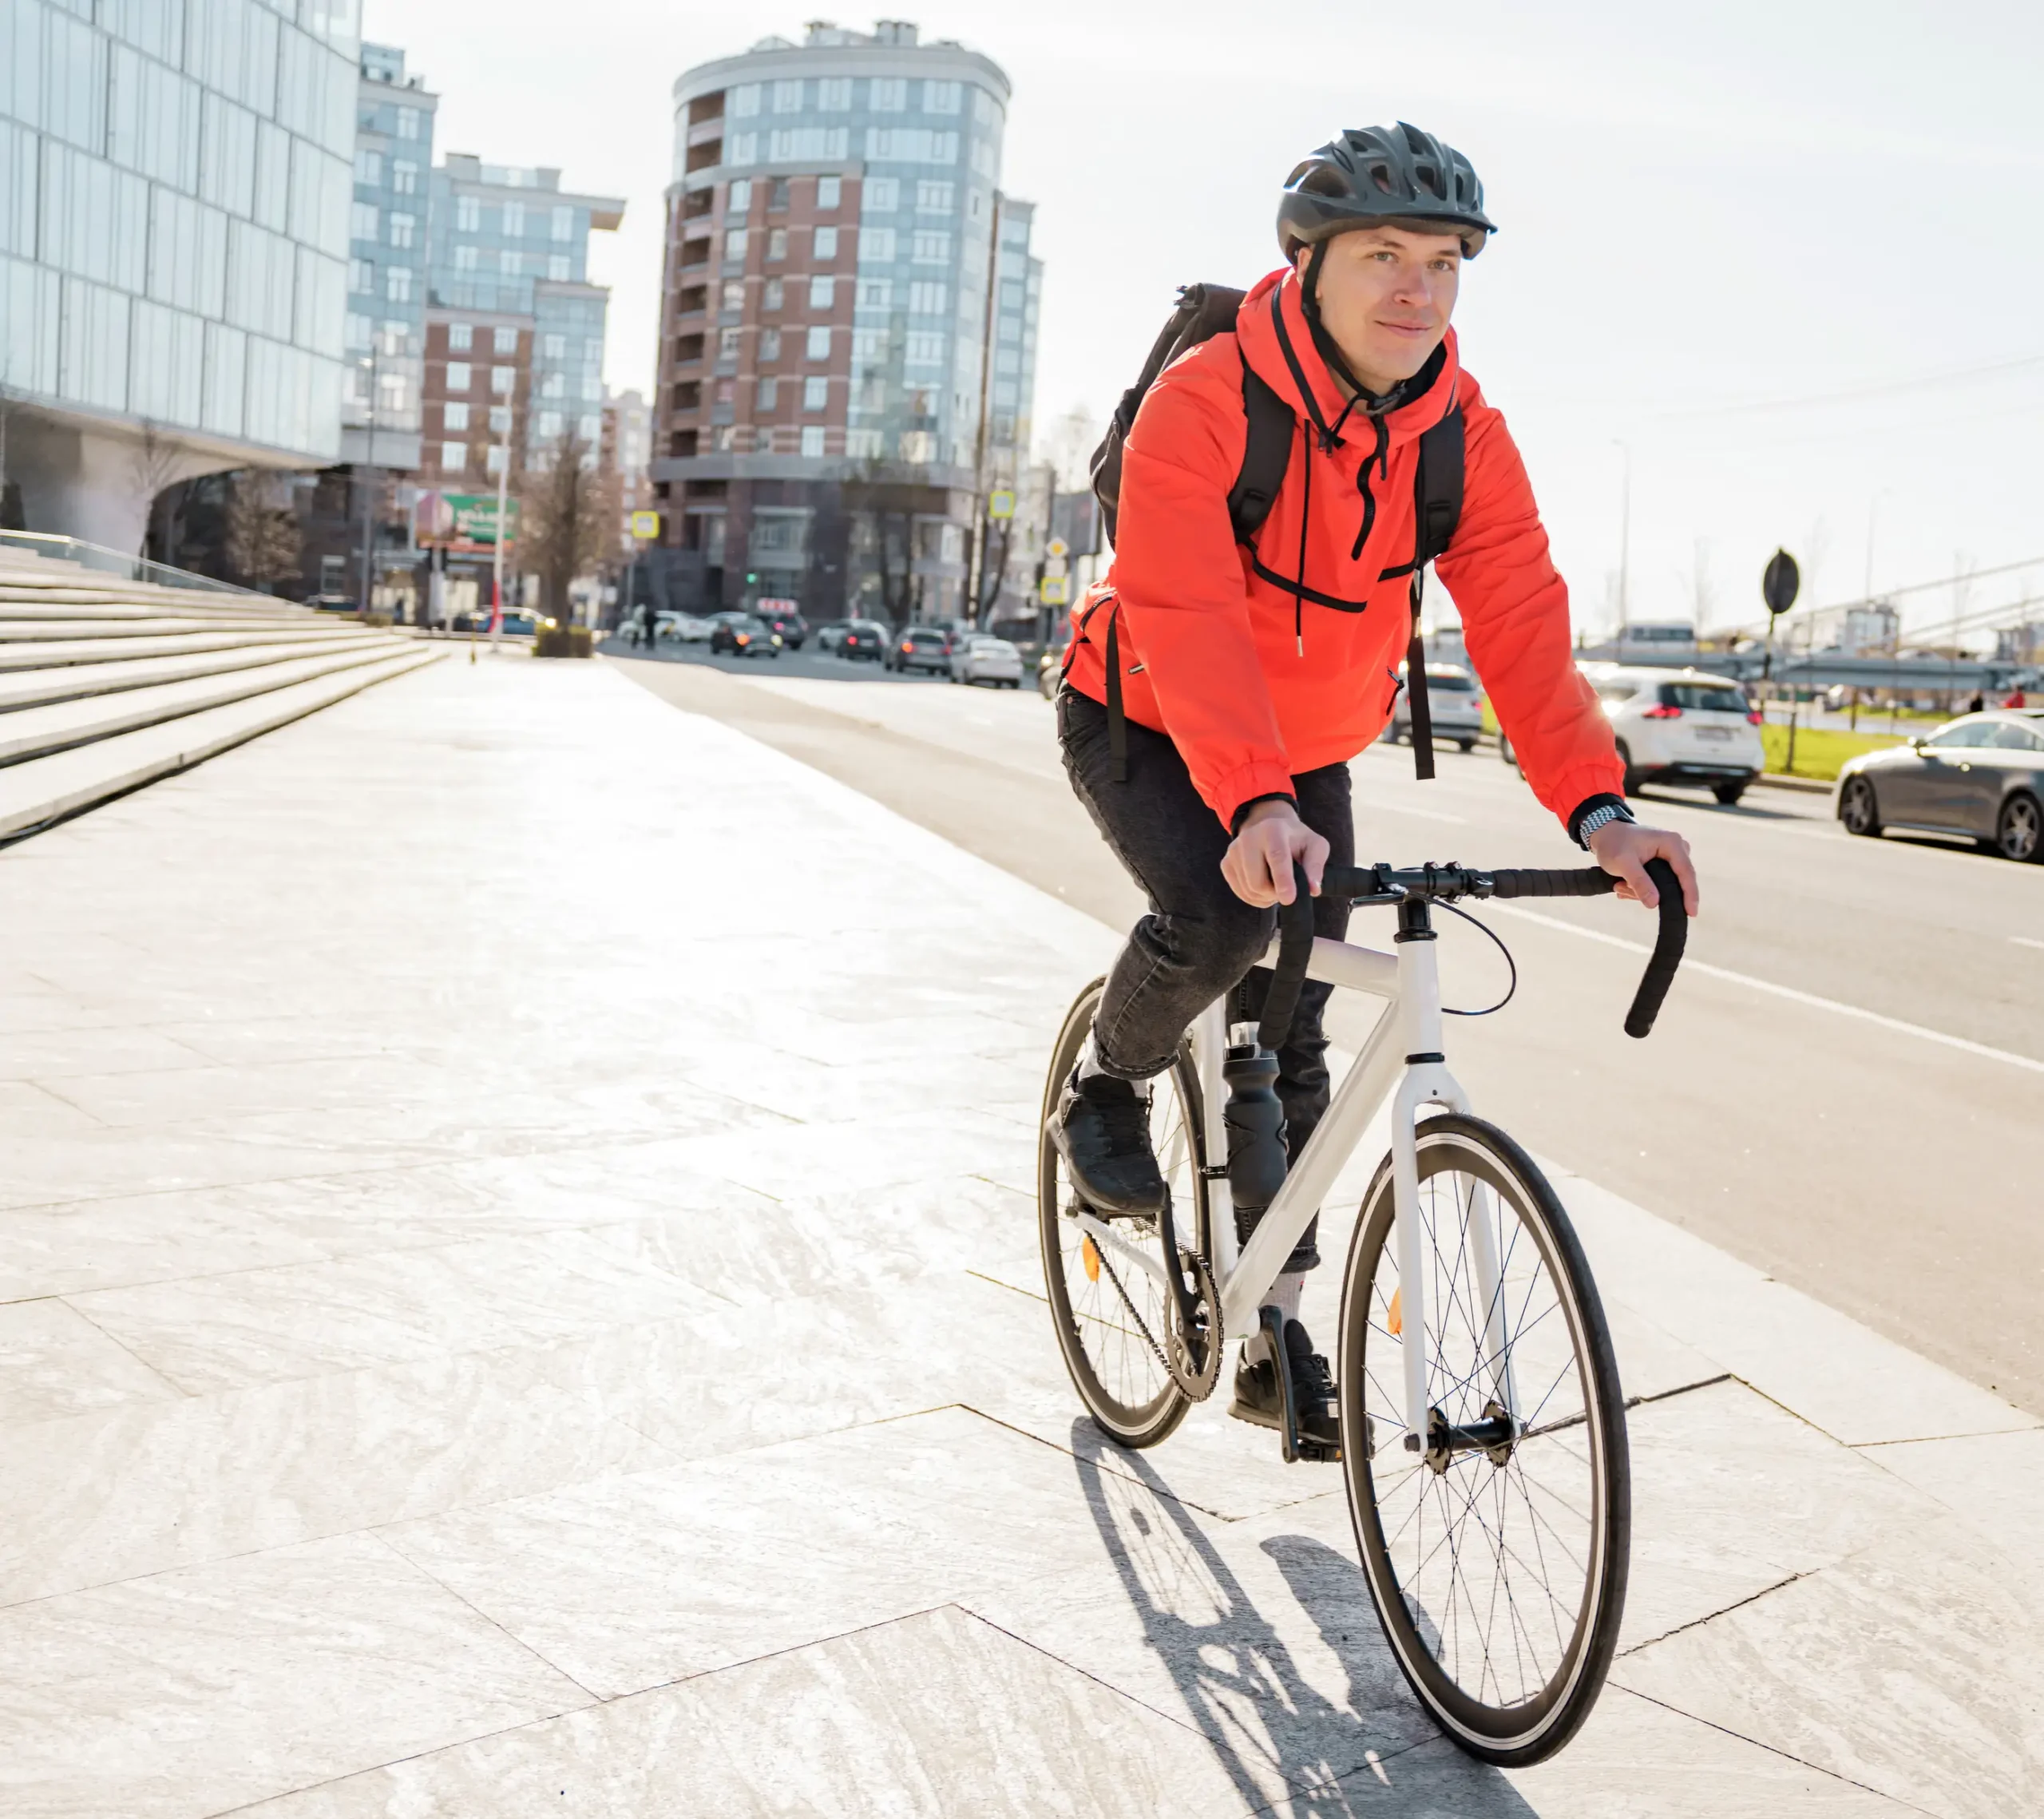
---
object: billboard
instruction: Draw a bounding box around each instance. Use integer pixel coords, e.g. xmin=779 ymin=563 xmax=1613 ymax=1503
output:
xmin=414 ymin=491 xmax=520 ymax=553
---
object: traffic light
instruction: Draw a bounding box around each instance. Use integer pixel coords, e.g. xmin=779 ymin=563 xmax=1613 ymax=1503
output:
xmin=746 ymin=572 xmax=759 ymax=585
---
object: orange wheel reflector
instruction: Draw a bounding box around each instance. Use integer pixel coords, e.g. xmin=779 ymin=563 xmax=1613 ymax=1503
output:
xmin=1082 ymin=1234 xmax=1101 ymax=1283
xmin=1387 ymin=1285 xmax=1404 ymax=1337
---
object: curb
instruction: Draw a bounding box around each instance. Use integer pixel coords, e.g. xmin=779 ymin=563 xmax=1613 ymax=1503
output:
xmin=1754 ymin=772 xmax=1835 ymax=796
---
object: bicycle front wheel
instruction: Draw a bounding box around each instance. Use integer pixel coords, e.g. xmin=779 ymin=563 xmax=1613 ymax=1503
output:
xmin=1037 ymin=979 xmax=1206 ymax=1449
xmin=1337 ymin=1113 xmax=1629 ymax=1765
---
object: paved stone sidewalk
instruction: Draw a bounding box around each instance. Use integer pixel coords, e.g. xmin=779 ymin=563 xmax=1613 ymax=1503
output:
xmin=0 ymin=655 xmax=2036 ymax=1817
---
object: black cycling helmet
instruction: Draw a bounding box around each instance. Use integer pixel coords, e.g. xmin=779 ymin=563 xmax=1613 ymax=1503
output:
xmin=1278 ymin=122 xmax=1495 ymax=261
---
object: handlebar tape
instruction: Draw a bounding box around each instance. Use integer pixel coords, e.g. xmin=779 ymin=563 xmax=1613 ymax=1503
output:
xmin=1622 ymin=858 xmax=1687 ymax=1040
xmin=1487 ymin=867 xmax=1618 ymax=898
xmin=1256 ymin=862 xmax=1317 ymax=1052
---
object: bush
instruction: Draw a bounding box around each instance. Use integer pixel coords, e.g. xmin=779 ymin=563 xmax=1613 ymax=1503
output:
xmin=533 ymin=624 xmax=593 ymax=659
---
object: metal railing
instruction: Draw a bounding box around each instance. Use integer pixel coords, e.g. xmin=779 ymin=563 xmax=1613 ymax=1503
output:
xmin=0 ymin=531 xmax=267 ymax=597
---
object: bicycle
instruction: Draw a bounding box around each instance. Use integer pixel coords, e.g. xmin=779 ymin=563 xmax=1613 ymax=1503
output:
xmin=1037 ymin=857 xmax=1687 ymax=1764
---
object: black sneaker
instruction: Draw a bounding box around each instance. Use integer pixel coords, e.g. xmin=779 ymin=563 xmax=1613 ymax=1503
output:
xmin=1049 ymin=1066 xmax=1166 ymax=1217
xmin=1229 ymin=1314 xmax=1341 ymax=1459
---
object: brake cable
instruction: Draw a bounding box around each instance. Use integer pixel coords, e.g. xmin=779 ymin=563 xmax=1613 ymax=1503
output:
xmin=1434 ymin=898 xmax=1519 ymax=1017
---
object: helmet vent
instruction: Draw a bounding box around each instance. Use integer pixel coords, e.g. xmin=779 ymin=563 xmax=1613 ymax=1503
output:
xmin=1299 ymin=164 xmax=1349 ymax=198
xmin=1368 ymin=163 xmax=1394 ymax=195
xmin=1414 ymin=164 xmax=1442 ymax=198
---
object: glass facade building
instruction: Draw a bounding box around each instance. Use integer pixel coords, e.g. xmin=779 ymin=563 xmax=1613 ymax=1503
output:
xmin=652 ymin=21 xmax=1042 ymax=624
xmin=0 ymin=0 xmax=359 ymax=547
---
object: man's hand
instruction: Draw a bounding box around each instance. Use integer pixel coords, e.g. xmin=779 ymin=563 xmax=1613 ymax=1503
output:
xmin=1586 ymin=818 xmax=1700 ymax=915
xmin=1222 ymin=799 xmax=1329 ymax=907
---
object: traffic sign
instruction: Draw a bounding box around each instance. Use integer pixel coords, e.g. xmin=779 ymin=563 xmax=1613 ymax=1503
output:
xmin=1040 ymin=576 xmax=1070 ymax=607
xmin=629 ymin=510 xmax=660 ymax=541
xmin=988 ymin=489 xmax=1016 ymax=520
xmin=1047 ymin=537 xmax=1068 ymax=559
xmin=1763 ymin=549 xmax=1800 ymax=616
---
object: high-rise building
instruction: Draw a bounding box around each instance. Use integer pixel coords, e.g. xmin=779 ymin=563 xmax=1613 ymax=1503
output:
xmin=0 ymin=0 xmax=358 ymax=549
xmin=652 ymin=20 xmax=1041 ymax=622
xmin=345 ymin=42 xmax=438 ymax=474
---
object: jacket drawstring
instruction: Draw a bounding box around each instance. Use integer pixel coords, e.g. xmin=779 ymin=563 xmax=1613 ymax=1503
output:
xmin=1292 ymin=391 xmax=1358 ymax=656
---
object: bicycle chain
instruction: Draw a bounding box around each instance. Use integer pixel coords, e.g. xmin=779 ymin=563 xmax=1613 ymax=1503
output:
xmin=1079 ymin=1208 xmax=1222 ymax=1403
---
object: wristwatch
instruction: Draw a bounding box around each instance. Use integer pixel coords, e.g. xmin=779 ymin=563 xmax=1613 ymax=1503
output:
xmin=1575 ymin=800 xmax=1636 ymax=849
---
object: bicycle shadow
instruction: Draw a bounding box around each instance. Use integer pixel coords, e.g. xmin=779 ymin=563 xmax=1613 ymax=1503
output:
xmin=1067 ymin=1420 xmax=1539 ymax=1815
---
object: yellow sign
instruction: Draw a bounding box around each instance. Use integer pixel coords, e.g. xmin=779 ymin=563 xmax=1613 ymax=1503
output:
xmin=1046 ymin=537 xmax=1068 ymax=559
xmin=988 ymin=489 xmax=1016 ymax=521
xmin=1040 ymin=576 xmax=1071 ymax=607
xmin=629 ymin=510 xmax=661 ymax=540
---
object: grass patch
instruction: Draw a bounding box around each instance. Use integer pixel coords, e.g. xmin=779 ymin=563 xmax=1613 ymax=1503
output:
xmin=1760 ymin=723 xmax=1903 ymax=781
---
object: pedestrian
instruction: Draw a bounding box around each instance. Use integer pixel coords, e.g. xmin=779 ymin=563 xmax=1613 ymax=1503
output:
xmin=640 ymin=600 xmax=658 ymax=649
xmin=2008 ymin=687 xmax=2029 ymax=708
xmin=1967 ymin=691 xmax=1985 ymax=714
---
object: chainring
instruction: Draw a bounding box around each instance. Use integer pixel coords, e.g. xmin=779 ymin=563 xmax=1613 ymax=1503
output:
xmin=1163 ymin=1249 xmax=1223 ymax=1401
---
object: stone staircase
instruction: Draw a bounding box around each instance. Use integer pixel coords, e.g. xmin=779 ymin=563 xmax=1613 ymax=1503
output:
xmin=0 ymin=541 xmax=439 ymax=842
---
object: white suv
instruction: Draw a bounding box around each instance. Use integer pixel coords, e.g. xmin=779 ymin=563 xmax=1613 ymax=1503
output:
xmin=1587 ymin=664 xmax=1764 ymax=805
xmin=1383 ymin=661 xmax=1485 ymax=751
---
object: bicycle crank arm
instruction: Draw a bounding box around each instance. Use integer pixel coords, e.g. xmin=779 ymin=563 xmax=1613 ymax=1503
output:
xmin=1068 ymin=1207 xmax=1170 ymax=1291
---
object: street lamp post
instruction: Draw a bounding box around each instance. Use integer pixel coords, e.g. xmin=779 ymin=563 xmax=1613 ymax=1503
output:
xmin=1613 ymin=439 xmax=1631 ymax=636
xmin=490 ymin=398 xmax=511 ymax=656
xmin=358 ymin=320 xmax=380 ymax=619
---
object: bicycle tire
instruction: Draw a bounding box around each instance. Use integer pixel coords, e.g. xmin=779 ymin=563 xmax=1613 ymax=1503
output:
xmin=1037 ymin=979 xmax=1206 ymax=1449
xmin=1337 ymin=1113 xmax=1630 ymax=1765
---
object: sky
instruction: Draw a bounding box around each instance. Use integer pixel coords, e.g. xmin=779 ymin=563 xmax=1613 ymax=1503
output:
xmin=366 ymin=0 xmax=2044 ymax=646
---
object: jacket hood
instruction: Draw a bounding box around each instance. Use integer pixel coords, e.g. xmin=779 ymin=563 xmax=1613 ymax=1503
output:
xmin=1236 ymin=266 xmax=1460 ymax=454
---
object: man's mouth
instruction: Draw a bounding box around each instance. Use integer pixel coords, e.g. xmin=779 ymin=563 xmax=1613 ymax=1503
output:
xmin=1378 ymin=319 xmax=1435 ymax=339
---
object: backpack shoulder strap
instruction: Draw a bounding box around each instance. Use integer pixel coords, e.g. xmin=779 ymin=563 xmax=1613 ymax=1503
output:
xmin=1412 ymin=402 xmax=1465 ymax=567
xmin=1227 ymin=358 xmax=1293 ymax=545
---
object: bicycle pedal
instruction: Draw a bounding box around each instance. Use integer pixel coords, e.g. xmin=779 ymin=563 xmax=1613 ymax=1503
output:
xmin=1294 ymin=1438 xmax=1341 ymax=1465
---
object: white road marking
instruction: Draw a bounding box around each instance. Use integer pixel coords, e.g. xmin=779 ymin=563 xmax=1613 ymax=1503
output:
xmin=2013 ymin=936 xmax=2044 ymax=952
xmin=1362 ymin=800 xmax=1469 ymax=825
xmin=1490 ymin=904 xmax=2044 ymax=1076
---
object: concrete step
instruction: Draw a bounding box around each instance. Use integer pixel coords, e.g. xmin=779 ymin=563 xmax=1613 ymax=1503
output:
xmin=0 ymin=616 xmax=328 ymax=643
xmin=0 ymin=600 xmax=327 ymax=624
xmin=0 ymin=635 xmax=396 ymax=713
xmin=0 ymin=639 xmax=418 ymax=767
xmin=0 ymin=646 xmax=442 ymax=840
xmin=0 ymin=627 xmax=385 ymax=673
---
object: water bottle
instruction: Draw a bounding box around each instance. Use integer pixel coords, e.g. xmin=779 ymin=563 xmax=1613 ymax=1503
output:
xmin=1222 ymin=1027 xmax=1288 ymax=1248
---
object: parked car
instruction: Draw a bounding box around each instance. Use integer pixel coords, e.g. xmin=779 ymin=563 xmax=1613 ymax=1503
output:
xmin=708 ymin=614 xmax=782 ymax=659
xmin=1584 ymin=664 xmax=1764 ymax=805
xmin=1836 ymin=709 xmax=2044 ymax=862
xmin=949 ymin=635 xmax=1024 ymax=688
xmin=757 ymin=608 xmax=808 ymax=650
xmin=885 ymin=626 xmax=953 ymax=674
xmin=1381 ymin=661 xmax=1485 ymax=751
xmin=305 ymin=593 xmax=358 ymax=614
xmin=660 ymin=612 xmax=713 ymax=642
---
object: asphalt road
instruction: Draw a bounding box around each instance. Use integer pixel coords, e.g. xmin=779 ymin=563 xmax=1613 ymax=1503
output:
xmin=616 ymin=640 xmax=2044 ymax=1413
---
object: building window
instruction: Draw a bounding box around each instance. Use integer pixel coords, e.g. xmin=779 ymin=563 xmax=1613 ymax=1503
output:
xmin=718 ymin=326 xmax=741 ymax=359
xmin=579 ymin=412 xmax=600 ymax=443
xmin=444 ymin=402 xmax=470 ymax=430
xmin=767 ymin=228 xmax=787 ymax=262
xmin=457 ymin=194 xmax=480 ymax=232
xmin=856 ymin=278 xmax=892 ymax=310
xmin=392 ymin=160 xmax=418 ymax=196
xmin=721 ymin=280 xmax=743 ymax=312
xmin=901 ymin=430 xmax=935 ymax=464
xmin=846 ymin=428 xmax=884 ymax=459
xmin=809 ymin=276 xmax=834 ymax=310
xmin=814 ymin=225 xmax=838 ymax=260
xmin=486 ymin=444 xmax=506 ymax=476
xmin=905 ymin=332 xmax=945 ymax=366
xmin=806 ymin=327 xmax=831 ymax=360
xmin=862 ymin=177 xmax=899 ymax=216
xmin=916 ymin=180 xmax=954 ymax=214
xmin=499 ymin=250 xmax=521 ymax=277
xmin=396 ymin=107 xmax=421 ymax=141
xmin=503 ymin=201 xmax=526 ymax=236
xmin=454 ymin=244 xmax=477 ymax=272
xmin=441 ymin=441 xmax=467 ymax=470
xmin=908 ymin=281 xmax=948 ymax=315
xmin=351 ymin=201 xmax=379 ymax=242
xmin=386 ymin=266 xmax=413 ymax=302
xmin=350 ymin=259 xmax=374 ymax=294
xmin=802 ymin=375 xmax=828 ymax=411
xmin=727 ymin=178 xmax=752 ymax=217
xmin=871 ymin=77 xmax=906 ymax=113
xmin=547 ymin=255 xmax=569 ymax=280
xmin=355 ymin=148 xmax=382 ymax=184
xmin=771 ymin=78 xmax=803 ymax=113
xmin=551 ymin=204 xmax=573 ymax=242
xmin=723 ymin=228 xmax=749 ymax=267
xmin=492 ymin=366 xmax=517 ymax=394
xmin=537 ymin=409 xmax=563 ymax=441
xmin=757 ymin=376 xmax=778 ymax=410
xmin=769 ymin=177 xmax=790 ymax=211
xmin=859 ymin=227 xmax=896 ymax=264
xmin=816 ymin=78 xmax=851 ymax=112
xmin=911 ymin=231 xmax=951 ymax=265
xmin=543 ymin=332 xmax=567 ymax=359
xmin=489 ymin=405 xmax=511 ymax=433
xmin=541 ymin=371 xmax=565 ymax=398
xmin=731 ymin=83 xmax=761 ymax=117
xmin=923 ymin=80 xmax=963 ymax=115
xmin=390 ymin=212 xmax=416 ymax=249
xmin=816 ymin=175 xmax=842 ymax=212
xmin=495 ymin=326 xmax=519 ymax=354
xmin=447 ymin=361 xmax=473 ymax=390
xmin=763 ymin=278 xmax=784 ymax=311
xmin=760 ymin=327 xmax=781 ymax=361
xmin=801 ymin=425 xmax=826 ymax=458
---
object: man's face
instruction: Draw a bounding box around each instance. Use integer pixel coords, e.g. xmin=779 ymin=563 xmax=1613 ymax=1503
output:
xmin=1301 ymin=226 xmax=1463 ymax=393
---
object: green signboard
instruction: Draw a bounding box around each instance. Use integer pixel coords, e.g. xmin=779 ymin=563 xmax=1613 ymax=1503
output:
xmin=414 ymin=491 xmax=520 ymax=553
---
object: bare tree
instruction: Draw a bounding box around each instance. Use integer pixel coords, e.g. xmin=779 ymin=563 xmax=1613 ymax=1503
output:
xmin=844 ymin=458 xmax=929 ymax=628
xmin=224 ymin=470 xmax=301 ymax=593
xmin=517 ymin=427 xmax=610 ymax=621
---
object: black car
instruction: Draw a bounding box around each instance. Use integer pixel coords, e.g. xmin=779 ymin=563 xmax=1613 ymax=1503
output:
xmin=840 ymin=619 xmax=889 ymax=661
xmin=757 ymin=608 xmax=808 ymax=650
xmin=708 ymin=613 xmax=782 ymax=659
xmin=885 ymin=626 xmax=953 ymax=674
xmin=1836 ymin=709 xmax=2044 ymax=862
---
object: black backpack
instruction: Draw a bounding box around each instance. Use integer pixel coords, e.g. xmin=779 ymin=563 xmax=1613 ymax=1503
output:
xmin=1083 ymin=283 xmax=1464 ymax=783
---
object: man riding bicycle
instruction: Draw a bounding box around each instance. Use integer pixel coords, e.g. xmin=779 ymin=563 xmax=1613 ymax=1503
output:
xmin=1052 ymin=123 xmax=1699 ymax=1455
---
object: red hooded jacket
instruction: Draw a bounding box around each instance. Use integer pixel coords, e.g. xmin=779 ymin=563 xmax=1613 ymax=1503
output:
xmin=1064 ymin=268 xmax=1623 ymax=832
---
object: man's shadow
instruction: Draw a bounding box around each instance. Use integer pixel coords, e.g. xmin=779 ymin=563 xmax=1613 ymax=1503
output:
xmin=1068 ymin=1418 xmax=1540 ymax=1815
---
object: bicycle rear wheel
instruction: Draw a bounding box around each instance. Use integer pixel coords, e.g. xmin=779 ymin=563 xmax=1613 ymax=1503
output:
xmin=1337 ymin=1113 xmax=1629 ymax=1765
xmin=1037 ymin=980 xmax=1206 ymax=1449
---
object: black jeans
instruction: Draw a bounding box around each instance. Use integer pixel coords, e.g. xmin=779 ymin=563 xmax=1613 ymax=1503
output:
xmin=1059 ymin=688 xmax=1353 ymax=1270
